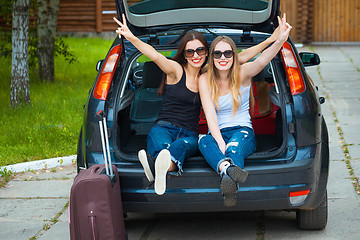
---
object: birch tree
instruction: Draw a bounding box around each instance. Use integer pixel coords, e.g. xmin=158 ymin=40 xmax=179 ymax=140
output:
xmin=37 ymin=0 xmax=60 ymax=82
xmin=10 ymin=0 xmax=30 ymax=107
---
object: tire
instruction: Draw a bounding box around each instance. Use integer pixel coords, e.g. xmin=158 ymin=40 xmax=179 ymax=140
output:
xmin=76 ymin=129 xmax=85 ymax=173
xmin=296 ymin=191 xmax=328 ymax=230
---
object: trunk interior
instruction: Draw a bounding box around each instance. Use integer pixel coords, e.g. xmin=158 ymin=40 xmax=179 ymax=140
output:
xmin=115 ymin=51 xmax=285 ymax=163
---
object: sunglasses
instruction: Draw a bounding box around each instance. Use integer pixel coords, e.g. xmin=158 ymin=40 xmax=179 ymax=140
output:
xmin=212 ymin=50 xmax=234 ymax=59
xmin=184 ymin=47 xmax=206 ymax=58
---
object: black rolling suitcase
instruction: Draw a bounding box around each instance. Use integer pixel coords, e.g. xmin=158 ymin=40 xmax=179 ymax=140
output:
xmin=69 ymin=111 xmax=126 ymax=240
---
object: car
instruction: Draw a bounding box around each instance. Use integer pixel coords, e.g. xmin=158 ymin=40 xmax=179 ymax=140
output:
xmin=76 ymin=0 xmax=329 ymax=230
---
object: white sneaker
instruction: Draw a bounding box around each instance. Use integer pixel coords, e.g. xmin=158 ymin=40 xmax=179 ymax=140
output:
xmin=154 ymin=149 xmax=171 ymax=195
xmin=138 ymin=149 xmax=155 ymax=182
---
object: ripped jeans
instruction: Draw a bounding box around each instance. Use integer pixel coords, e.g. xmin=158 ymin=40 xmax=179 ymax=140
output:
xmin=147 ymin=123 xmax=199 ymax=175
xmin=198 ymin=126 xmax=256 ymax=173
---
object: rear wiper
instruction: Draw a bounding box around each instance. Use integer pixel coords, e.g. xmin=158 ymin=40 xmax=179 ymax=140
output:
xmin=204 ymin=28 xmax=219 ymax=37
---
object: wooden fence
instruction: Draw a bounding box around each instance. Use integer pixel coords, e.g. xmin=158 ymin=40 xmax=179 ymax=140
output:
xmin=281 ymin=0 xmax=360 ymax=42
xmin=313 ymin=0 xmax=360 ymax=42
xmin=3 ymin=0 xmax=358 ymax=42
xmin=281 ymin=0 xmax=314 ymax=43
xmin=57 ymin=0 xmax=120 ymax=32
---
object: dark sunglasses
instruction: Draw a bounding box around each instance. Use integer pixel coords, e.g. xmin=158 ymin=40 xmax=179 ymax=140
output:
xmin=212 ymin=50 xmax=234 ymax=59
xmin=184 ymin=47 xmax=206 ymax=58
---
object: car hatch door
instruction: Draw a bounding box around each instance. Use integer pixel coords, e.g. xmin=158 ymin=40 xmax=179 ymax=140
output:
xmin=115 ymin=0 xmax=280 ymax=35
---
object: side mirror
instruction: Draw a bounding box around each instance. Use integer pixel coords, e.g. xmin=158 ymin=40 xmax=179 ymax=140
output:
xmin=299 ymin=52 xmax=320 ymax=67
xmin=96 ymin=59 xmax=104 ymax=72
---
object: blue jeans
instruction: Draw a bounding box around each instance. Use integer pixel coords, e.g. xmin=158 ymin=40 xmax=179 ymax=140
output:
xmin=198 ymin=126 xmax=256 ymax=174
xmin=147 ymin=123 xmax=199 ymax=175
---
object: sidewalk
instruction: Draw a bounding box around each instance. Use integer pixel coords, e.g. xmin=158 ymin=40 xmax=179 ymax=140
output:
xmin=0 ymin=45 xmax=359 ymax=240
xmin=305 ymin=45 xmax=360 ymax=189
xmin=0 ymin=164 xmax=76 ymax=240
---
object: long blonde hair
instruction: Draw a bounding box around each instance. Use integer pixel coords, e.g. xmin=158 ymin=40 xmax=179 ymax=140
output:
xmin=207 ymin=36 xmax=242 ymax=116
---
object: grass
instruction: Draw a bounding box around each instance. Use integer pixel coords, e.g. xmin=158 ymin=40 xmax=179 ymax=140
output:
xmin=0 ymin=167 xmax=14 ymax=187
xmin=0 ymin=36 xmax=113 ymax=166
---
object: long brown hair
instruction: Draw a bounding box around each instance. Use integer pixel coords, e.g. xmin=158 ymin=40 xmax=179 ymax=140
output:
xmin=207 ymin=36 xmax=242 ymax=115
xmin=207 ymin=36 xmax=254 ymax=116
xmin=158 ymin=31 xmax=209 ymax=95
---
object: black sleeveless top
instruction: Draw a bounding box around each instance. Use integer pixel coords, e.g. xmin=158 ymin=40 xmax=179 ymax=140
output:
xmin=157 ymin=70 xmax=201 ymax=133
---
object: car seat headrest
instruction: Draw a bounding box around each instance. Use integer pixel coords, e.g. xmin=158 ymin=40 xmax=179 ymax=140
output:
xmin=141 ymin=61 xmax=164 ymax=88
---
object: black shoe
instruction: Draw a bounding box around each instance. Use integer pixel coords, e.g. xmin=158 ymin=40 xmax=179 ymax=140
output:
xmin=227 ymin=164 xmax=249 ymax=184
xmin=220 ymin=174 xmax=238 ymax=207
xmin=138 ymin=149 xmax=155 ymax=182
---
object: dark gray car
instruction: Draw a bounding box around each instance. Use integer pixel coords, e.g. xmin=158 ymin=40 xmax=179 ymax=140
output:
xmin=77 ymin=0 xmax=328 ymax=230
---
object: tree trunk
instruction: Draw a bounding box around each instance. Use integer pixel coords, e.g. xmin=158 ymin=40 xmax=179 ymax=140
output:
xmin=37 ymin=0 xmax=60 ymax=82
xmin=10 ymin=0 xmax=30 ymax=108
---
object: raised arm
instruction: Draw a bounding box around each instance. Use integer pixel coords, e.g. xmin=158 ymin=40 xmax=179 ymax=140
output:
xmin=241 ymin=14 xmax=292 ymax=85
xmin=198 ymin=74 xmax=226 ymax=154
xmin=113 ymin=15 xmax=181 ymax=82
xmin=237 ymin=26 xmax=280 ymax=64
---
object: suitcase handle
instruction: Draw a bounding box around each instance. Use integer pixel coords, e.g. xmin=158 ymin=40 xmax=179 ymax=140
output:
xmin=97 ymin=110 xmax=114 ymax=176
xmin=90 ymin=166 xmax=101 ymax=174
xmin=100 ymin=167 xmax=118 ymax=187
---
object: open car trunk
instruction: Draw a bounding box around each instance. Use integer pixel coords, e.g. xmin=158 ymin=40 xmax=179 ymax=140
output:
xmin=114 ymin=47 xmax=287 ymax=166
xmin=115 ymin=0 xmax=280 ymax=35
xmin=112 ymin=0 xmax=286 ymax=165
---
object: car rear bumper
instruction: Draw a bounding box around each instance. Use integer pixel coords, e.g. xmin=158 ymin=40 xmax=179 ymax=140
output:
xmin=115 ymin=143 xmax=328 ymax=213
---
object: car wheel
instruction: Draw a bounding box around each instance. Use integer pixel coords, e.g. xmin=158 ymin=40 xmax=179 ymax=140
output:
xmin=76 ymin=128 xmax=85 ymax=173
xmin=296 ymin=190 xmax=328 ymax=230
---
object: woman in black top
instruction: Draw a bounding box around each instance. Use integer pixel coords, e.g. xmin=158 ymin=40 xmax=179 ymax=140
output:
xmin=114 ymin=15 xmax=280 ymax=195
xmin=114 ymin=15 xmax=207 ymax=195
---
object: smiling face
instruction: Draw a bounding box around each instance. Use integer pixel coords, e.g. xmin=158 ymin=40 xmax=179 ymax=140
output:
xmin=212 ymin=41 xmax=234 ymax=71
xmin=184 ymin=39 xmax=208 ymax=68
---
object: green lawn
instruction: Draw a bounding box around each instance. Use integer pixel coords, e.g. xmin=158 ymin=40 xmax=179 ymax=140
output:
xmin=0 ymin=36 xmax=113 ymax=166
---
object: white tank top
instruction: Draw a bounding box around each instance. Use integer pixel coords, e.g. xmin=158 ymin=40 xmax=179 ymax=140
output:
xmin=215 ymin=85 xmax=252 ymax=130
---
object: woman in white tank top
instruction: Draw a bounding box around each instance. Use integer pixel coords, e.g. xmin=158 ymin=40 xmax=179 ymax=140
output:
xmin=198 ymin=14 xmax=292 ymax=207
xmin=114 ymin=14 xmax=280 ymax=196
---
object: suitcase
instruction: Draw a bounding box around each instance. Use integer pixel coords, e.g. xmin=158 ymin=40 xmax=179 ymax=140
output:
xmin=69 ymin=111 xmax=126 ymax=240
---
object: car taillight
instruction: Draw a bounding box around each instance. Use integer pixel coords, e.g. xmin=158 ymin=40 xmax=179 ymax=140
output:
xmin=289 ymin=189 xmax=310 ymax=205
xmin=93 ymin=44 xmax=122 ymax=100
xmin=280 ymin=42 xmax=306 ymax=95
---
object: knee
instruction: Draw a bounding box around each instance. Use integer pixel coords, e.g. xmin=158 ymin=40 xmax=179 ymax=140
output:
xmin=147 ymin=135 xmax=171 ymax=151
xmin=226 ymin=141 xmax=239 ymax=153
xmin=198 ymin=134 xmax=214 ymax=148
xmin=177 ymin=138 xmax=191 ymax=149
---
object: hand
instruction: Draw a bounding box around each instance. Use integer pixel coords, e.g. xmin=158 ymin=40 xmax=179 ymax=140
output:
xmin=268 ymin=26 xmax=280 ymax=43
xmin=113 ymin=14 xmax=135 ymax=40
xmin=216 ymin=138 xmax=226 ymax=155
xmin=276 ymin=13 xmax=292 ymax=44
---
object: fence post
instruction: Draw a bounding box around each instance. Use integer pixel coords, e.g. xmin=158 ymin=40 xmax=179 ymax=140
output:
xmin=96 ymin=0 xmax=102 ymax=32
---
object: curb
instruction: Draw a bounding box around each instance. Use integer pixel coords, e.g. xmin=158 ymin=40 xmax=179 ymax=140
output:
xmin=0 ymin=155 xmax=76 ymax=174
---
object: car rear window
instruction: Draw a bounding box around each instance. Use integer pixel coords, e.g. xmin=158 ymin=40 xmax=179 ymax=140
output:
xmin=136 ymin=51 xmax=175 ymax=63
xmin=129 ymin=0 xmax=269 ymax=14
